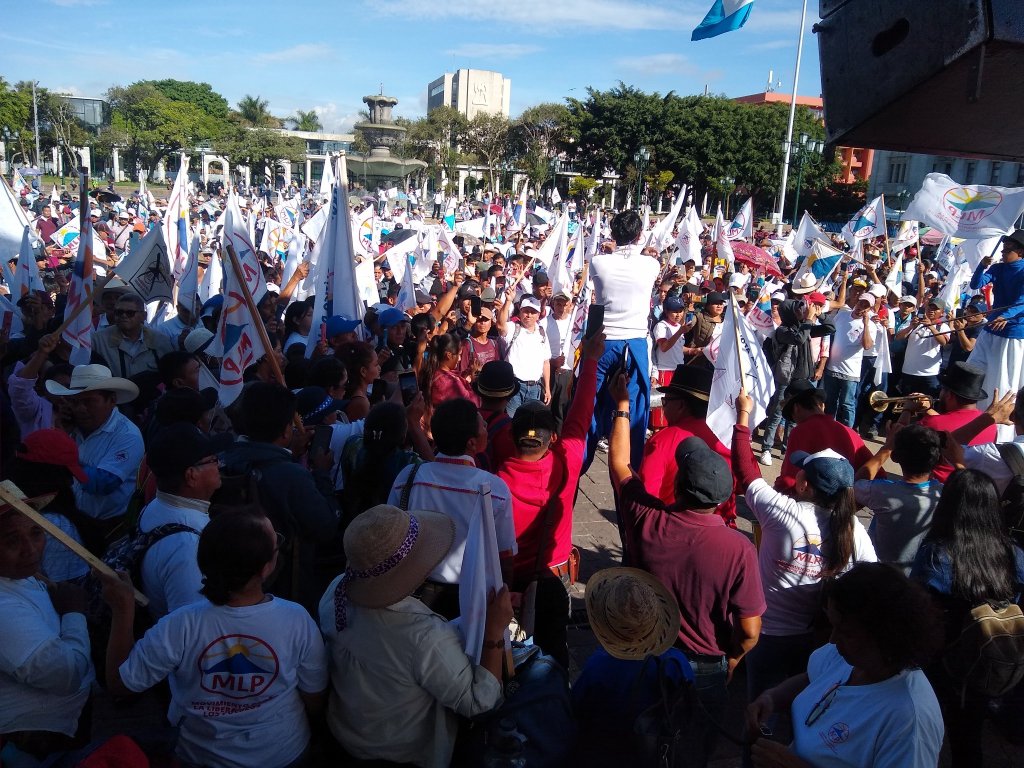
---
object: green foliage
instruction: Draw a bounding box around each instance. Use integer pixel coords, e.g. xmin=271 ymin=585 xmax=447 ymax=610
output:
xmin=143 ymin=80 xmax=229 ymax=119
xmin=0 ymin=77 xmax=30 ymax=135
xmin=568 ymin=176 xmax=598 ymax=198
xmin=404 ymin=106 xmax=468 ymax=188
xmin=212 ymin=127 xmax=305 ymax=176
xmin=235 ymin=95 xmax=278 ymax=128
xmin=463 ymin=112 xmax=512 ymax=192
xmin=287 ymin=109 xmax=323 ymax=132
xmin=567 ymin=85 xmax=834 ymax=215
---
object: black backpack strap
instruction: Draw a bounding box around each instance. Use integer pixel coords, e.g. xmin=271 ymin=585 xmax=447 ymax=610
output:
xmin=398 ymin=461 xmax=423 ymax=511
xmin=998 ymin=443 xmax=1024 ymax=479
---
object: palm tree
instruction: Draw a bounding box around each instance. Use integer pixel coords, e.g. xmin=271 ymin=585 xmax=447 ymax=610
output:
xmin=286 ymin=109 xmax=322 ymax=132
xmin=237 ymin=95 xmax=274 ymax=127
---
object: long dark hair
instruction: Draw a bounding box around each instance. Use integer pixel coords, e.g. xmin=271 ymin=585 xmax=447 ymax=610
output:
xmin=421 ymin=333 xmax=461 ymax=404
xmin=338 ymin=341 xmax=376 ymax=396
xmin=924 ymin=468 xmax=1017 ymax=605
xmin=814 ymin=486 xmax=858 ymax=579
xmin=345 ymin=402 xmax=411 ymax=512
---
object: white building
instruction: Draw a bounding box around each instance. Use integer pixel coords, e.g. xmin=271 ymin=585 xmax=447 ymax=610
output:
xmin=427 ymin=69 xmax=511 ymax=120
xmin=869 ymin=150 xmax=1024 ymax=210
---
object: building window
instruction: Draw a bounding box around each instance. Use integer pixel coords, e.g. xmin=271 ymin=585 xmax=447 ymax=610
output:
xmin=965 ymin=161 xmax=976 ymax=184
xmin=1017 ymin=163 xmax=1024 ymax=186
xmin=990 ymin=162 xmax=1002 ymax=185
xmin=888 ymin=162 xmax=906 ymax=184
xmin=430 ymin=85 xmax=444 ymax=98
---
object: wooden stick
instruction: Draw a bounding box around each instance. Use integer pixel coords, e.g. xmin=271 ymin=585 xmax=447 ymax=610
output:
xmin=881 ymin=194 xmax=893 ymax=263
xmin=0 ymin=483 xmax=149 ymax=606
xmin=730 ymin=291 xmax=746 ymax=384
xmin=914 ymin=301 xmax=1024 ymax=328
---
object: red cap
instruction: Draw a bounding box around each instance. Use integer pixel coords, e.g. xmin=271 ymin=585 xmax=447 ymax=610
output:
xmin=806 ymin=291 xmax=828 ymax=306
xmin=16 ymin=429 xmax=89 ymax=483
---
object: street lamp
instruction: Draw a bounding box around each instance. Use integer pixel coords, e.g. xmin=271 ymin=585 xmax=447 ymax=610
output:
xmin=549 ymin=156 xmax=561 ymax=202
xmin=896 ymin=188 xmax=910 ymax=214
xmin=633 ymin=146 xmax=650 ymax=210
xmin=786 ymin=132 xmax=824 ymax=224
xmin=2 ymin=127 xmax=19 ymax=174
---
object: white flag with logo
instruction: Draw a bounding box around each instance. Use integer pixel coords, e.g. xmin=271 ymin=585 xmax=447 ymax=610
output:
xmin=220 ymin=191 xmax=267 ymax=305
xmin=675 ymin=205 xmax=704 ymax=264
xmin=903 ymin=173 xmax=1024 ymax=238
xmin=793 ymin=211 xmax=829 ymax=257
xmin=215 ymin=243 xmax=268 ymax=406
xmin=726 ymin=197 xmax=753 ymax=241
xmin=842 ymin=195 xmax=886 ymax=246
xmin=891 ymin=220 xmax=918 ymax=253
xmin=162 ymin=155 xmax=190 ymax=278
xmin=706 ymin=297 xmax=775 ymax=448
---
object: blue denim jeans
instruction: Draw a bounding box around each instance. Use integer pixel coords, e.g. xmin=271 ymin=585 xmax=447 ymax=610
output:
xmin=506 ymin=380 xmax=543 ymax=417
xmin=823 ymin=371 xmax=859 ymax=428
xmin=684 ymin=654 xmax=729 ymax=766
xmin=858 ymin=357 xmax=888 ymax=432
xmin=760 ymin=391 xmax=786 ymax=453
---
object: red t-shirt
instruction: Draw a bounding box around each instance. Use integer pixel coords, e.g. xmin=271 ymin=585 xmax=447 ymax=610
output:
xmin=639 ymin=416 xmax=737 ymax=525
xmin=618 ymin=477 xmax=765 ymax=657
xmin=776 ymin=412 xmax=875 ymax=491
xmin=429 ymin=368 xmax=479 ymax=408
xmin=918 ymin=408 xmax=998 ymax=483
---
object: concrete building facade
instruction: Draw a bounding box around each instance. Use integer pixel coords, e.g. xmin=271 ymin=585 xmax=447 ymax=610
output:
xmin=868 ymin=151 xmax=1024 ymax=211
xmin=427 ymin=69 xmax=511 ymax=120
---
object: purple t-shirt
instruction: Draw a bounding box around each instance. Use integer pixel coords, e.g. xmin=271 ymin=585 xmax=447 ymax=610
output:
xmin=618 ymin=477 xmax=765 ymax=657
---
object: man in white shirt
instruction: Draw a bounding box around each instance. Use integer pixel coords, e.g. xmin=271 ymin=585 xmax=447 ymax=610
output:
xmin=432 ymin=190 xmax=445 ymax=219
xmin=585 ymin=210 xmax=662 ymax=469
xmin=388 ymin=397 xmax=517 ymax=620
xmin=823 ymin=279 xmax=875 ymax=428
xmin=139 ymin=424 xmax=228 ymax=619
xmin=497 ymin=294 xmax=551 ymax=416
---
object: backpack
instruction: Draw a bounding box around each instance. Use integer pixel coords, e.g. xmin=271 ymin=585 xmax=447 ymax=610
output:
xmin=942 ymin=600 xmax=1024 ymax=702
xmin=632 ymin=655 xmax=712 ymax=768
xmin=998 ymin=443 xmax=1024 ymax=547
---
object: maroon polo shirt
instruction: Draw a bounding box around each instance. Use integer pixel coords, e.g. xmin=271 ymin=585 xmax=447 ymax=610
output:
xmin=618 ymin=477 xmax=765 ymax=657
xmin=918 ymin=408 xmax=997 ymax=483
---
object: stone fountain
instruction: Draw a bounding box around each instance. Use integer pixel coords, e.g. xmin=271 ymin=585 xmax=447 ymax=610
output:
xmin=347 ymin=93 xmax=426 ymax=190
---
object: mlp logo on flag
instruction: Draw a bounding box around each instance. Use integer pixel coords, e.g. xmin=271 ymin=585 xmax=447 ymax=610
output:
xmin=942 ymin=187 xmax=1003 ymax=226
xmin=904 ymin=173 xmax=1024 ymax=238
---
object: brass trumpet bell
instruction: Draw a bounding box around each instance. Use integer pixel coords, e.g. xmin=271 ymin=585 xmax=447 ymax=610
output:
xmin=868 ymin=391 xmax=932 ymax=413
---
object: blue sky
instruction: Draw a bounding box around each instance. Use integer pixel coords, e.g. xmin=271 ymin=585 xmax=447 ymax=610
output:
xmin=0 ymin=0 xmax=821 ymax=134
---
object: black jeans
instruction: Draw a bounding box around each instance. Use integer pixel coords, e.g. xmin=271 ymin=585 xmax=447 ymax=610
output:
xmin=515 ymin=574 xmax=571 ymax=669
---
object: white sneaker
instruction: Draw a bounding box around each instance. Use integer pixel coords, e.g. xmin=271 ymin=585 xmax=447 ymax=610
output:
xmin=759 ymin=450 xmax=773 ymax=466
xmin=597 ymin=438 xmax=609 ymax=453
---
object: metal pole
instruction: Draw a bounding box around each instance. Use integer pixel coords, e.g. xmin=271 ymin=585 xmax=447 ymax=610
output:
xmin=32 ymin=82 xmax=41 ymax=170
xmin=775 ymin=0 xmax=808 ymax=235
xmin=792 ymin=148 xmax=805 ymax=224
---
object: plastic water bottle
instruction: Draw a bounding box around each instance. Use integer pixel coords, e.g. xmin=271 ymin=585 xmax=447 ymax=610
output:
xmin=483 ymin=718 xmax=527 ymax=768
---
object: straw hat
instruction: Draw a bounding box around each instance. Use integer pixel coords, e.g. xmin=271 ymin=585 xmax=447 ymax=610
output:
xmin=45 ymin=364 xmax=139 ymax=404
xmin=342 ymin=504 xmax=454 ymax=611
xmin=585 ymin=567 xmax=680 ymax=661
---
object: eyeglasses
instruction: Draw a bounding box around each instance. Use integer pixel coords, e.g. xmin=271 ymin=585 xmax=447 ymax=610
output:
xmin=191 ymin=456 xmax=221 ymax=469
xmin=114 ymin=309 xmax=139 ymax=318
xmin=804 ymin=679 xmax=846 ymax=726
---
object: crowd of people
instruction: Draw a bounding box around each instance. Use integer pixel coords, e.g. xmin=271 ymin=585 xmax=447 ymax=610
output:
xmin=1 ymin=173 xmax=1024 ymax=768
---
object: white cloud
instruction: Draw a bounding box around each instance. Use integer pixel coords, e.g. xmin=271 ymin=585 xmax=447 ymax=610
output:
xmin=445 ymin=43 xmax=540 ymax=59
xmin=253 ymin=44 xmax=332 ymax=65
xmin=616 ymin=53 xmax=697 ymax=75
xmin=306 ymin=102 xmax=361 ymax=134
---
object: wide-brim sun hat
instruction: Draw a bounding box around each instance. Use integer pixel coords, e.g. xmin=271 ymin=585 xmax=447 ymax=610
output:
xmin=45 ymin=364 xmax=139 ymax=405
xmin=343 ymin=504 xmax=455 ymax=609
xmin=586 ymin=567 xmax=680 ymax=661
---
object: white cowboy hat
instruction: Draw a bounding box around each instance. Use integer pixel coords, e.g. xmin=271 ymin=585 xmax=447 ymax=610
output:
xmin=45 ymin=364 xmax=139 ymax=405
xmin=790 ymin=271 xmax=820 ymax=295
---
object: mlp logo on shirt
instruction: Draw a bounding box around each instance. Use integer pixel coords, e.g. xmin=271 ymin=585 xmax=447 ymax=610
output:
xmin=199 ymin=635 xmax=280 ymax=699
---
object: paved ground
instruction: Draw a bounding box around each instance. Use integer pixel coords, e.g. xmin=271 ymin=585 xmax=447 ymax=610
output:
xmin=565 ymin=433 xmax=1024 ymax=767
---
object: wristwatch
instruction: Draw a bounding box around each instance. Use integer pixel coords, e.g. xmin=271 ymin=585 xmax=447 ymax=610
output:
xmin=612 ymin=410 xmax=630 ymax=419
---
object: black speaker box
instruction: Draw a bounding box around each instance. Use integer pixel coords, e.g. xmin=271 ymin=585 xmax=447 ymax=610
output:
xmin=816 ymin=0 xmax=1024 ymax=161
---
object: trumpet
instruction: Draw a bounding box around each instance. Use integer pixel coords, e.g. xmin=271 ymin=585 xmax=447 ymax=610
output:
xmin=868 ymin=391 xmax=933 ymax=413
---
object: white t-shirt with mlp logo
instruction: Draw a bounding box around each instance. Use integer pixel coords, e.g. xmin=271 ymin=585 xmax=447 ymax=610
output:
xmin=120 ymin=597 xmax=328 ymax=768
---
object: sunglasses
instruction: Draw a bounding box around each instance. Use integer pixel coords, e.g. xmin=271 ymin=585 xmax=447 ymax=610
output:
xmin=114 ymin=309 xmax=139 ymax=317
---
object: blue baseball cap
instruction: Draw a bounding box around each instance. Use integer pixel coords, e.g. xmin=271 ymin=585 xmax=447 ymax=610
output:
xmin=663 ymin=295 xmax=685 ymax=312
xmin=789 ymin=449 xmax=854 ymax=496
xmin=326 ymin=314 xmax=360 ymax=336
xmin=378 ymin=307 xmax=410 ymax=329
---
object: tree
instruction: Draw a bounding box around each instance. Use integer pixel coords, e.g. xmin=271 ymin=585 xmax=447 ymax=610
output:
xmin=509 ymin=102 xmax=574 ymax=190
xmin=0 ymin=77 xmax=30 ymax=135
xmin=212 ymin=127 xmax=305 ymax=182
xmin=403 ymin=106 xmax=468 ymax=190
xmin=463 ymin=112 xmax=512 ymax=192
xmin=236 ymin=95 xmax=277 ymax=128
xmin=568 ymin=176 xmax=598 ymax=199
xmin=646 ymin=169 xmax=675 ymax=211
xmin=143 ymin=80 xmax=229 ymax=119
xmin=286 ymin=109 xmax=322 ymax=132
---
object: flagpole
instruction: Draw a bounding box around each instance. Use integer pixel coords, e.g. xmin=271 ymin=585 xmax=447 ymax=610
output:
xmin=880 ymin=194 xmax=893 ymax=263
xmin=774 ymin=0 xmax=809 ymax=237
xmin=730 ymin=291 xmax=746 ymax=384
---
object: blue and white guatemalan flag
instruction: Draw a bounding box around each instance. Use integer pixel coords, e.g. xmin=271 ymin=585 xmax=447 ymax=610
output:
xmin=692 ymin=0 xmax=755 ymax=41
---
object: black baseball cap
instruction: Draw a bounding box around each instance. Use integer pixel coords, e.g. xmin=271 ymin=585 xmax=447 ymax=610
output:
xmin=511 ymin=400 xmax=556 ymax=448
xmin=674 ymin=437 xmax=732 ymax=507
xmin=146 ymin=423 xmax=231 ymax=480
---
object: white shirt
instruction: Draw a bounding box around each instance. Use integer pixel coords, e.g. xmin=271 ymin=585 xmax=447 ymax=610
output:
xmin=318 ymin=592 xmax=502 ymax=768
xmin=155 ymin=315 xmax=191 ymax=348
xmin=74 ymin=408 xmax=145 ymax=521
xmin=503 ymin=321 xmax=548 ymax=383
xmin=139 ymin=493 xmax=211 ymax=619
xmin=964 ymin=435 xmax=1024 ymax=495
xmin=826 ymin=308 xmax=867 ymax=379
xmin=387 ymin=455 xmax=517 ymax=584
xmin=591 ymin=244 xmax=661 ymax=340
xmin=0 ymin=577 xmax=94 ymax=736
xmin=654 ymin=319 xmax=687 ymax=371
xmin=546 ymin=313 xmax=575 ymax=371
xmin=791 ymin=643 xmax=942 ymax=768
xmin=120 ymin=597 xmax=328 ymax=768
xmin=745 ymin=478 xmax=877 ymax=635
xmin=903 ymin=322 xmax=949 ymax=376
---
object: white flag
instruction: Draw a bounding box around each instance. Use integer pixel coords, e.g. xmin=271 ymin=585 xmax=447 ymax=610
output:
xmin=890 ymin=220 xmax=919 ymax=253
xmin=0 ymin=176 xmax=37 ymax=258
xmin=115 ymin=225 xmax=174 ymax=304
xmin=873 ymin=323 xmax=892 ymax=386
xmin=162 ymin=155 xmax=190 ymax=278
xmin=550 ymin=187 xmax=562 ymax=206
xmin=220 ymin=191 xmax=267 ymax=305
xmin=716 ymin=210 xmax=735 ymax=270
xmin=884 ymin=250 xmax=903 ymax=295
xmin=62 ymin=212 xmax=96 ymax=365
xmin=198 ymin=247 xmax=223 ymax=305
xmin=957 ymin=235 xmax=1003 ymax=272
xmin=647 ymin=185 xmax=686 ymax=252
xmin=903 ymin=172 xmax=1024 ymax=238
xmin=215 ymin=243 xmax=268 ymax=406
xmin=842 ymin=195 xmax=886 ymax=246
xmin=11 ymin=225 xmax=44 ymax=300
xmin=318 ymin=156 xmax=335 ymax=201
xmin=675 ymin=205 xmax=704 ymax=264
xmin=178 ymin=231 xmax=201 ymax=314
xmin=793 ymin=211 xmax=829 ymax=257
xmin=706 ymin=297 xmax=776 ymax=448
xmin=726 ymin=197 xmax=753 ymax=241
xmin=938 ymin=259 xmax=972 ymax=313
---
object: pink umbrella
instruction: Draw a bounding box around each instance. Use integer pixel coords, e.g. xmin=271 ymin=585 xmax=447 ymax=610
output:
xmin=732 ymin=241 xmax=783 ymax=278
